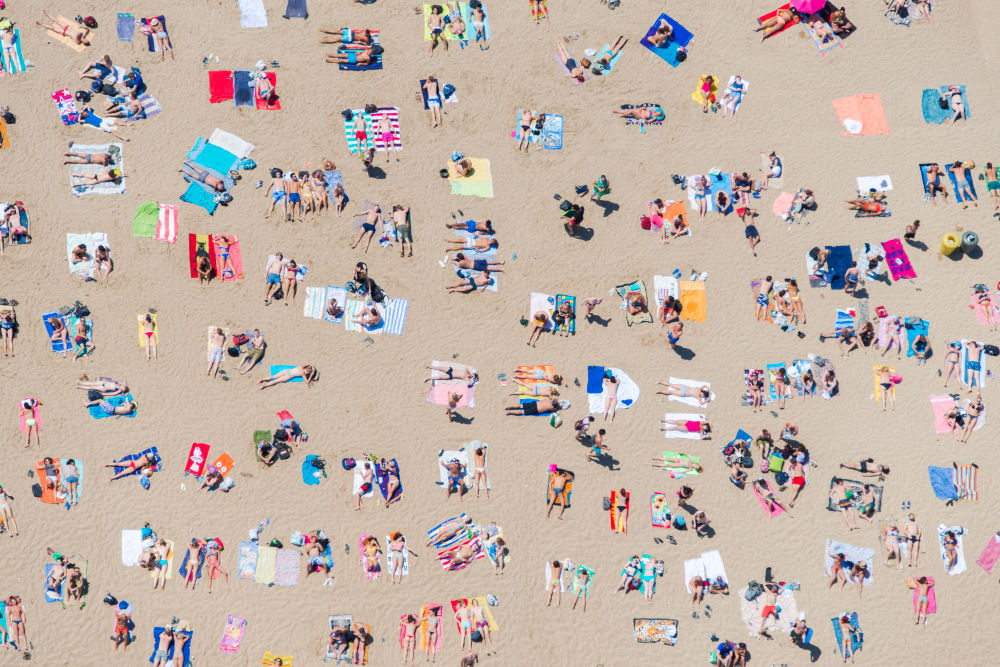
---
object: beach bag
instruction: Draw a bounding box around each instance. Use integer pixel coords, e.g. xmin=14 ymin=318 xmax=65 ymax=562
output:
xmin=745 ymin=581 xmax=763 ymax=601
xmin=471 ymin=630 xmax=483 ymax=643
xmin=103 ymin=593 xmax=118 ymax=606
xmin=341 ymin=109 xmax=353 ymax=121
xmin=559 ymin=200 xmax=572 ymax=212
xmin=83 ymin=16 xmax=97 ymax=29
xmin=985 ymin=344 xmax=999 ymax=356
xmin=741 ymin=455 xmax=754 ymax=469
xmin=768 ymin=452 xmax=785 ymax=473
xmin=276 ymin=443 xmax=293 ymax=460
xmin=231 ymin=333 xmax=249 ymax=346
xmin=290 ymin=531 xmax=305 ymax=547
xmin=240 ymin=158 xmax=256 ymax=170
xmin=364 ymin=103 xmax=377 ymax=114
xmin=442 ymin=83 xmax=456 ymax=98
xmin=341 ymin=457 xmax=356 ymax=470
xmin=775 ymin=471 xmax=789 ymax=486
xmin=602 ymin=497 xmax=612 ymax=511
xmin=673 ymin=516 xmax=686 ymax=530
xmin=371 ymin=287 xmax=385 ymax=303
xmin=268 ymin=538 xmax=283 ymax=548
xmin=938 ymin=96 xmax=949 ymax=110
xmin=550 ymin=413 xmax=562 ymax=428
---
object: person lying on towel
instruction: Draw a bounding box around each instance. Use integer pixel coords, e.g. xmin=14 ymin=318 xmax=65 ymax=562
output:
xmin=319 ymin=28 xmax=373 ymax=45
xmin=85 ymin=396 xmax=135 ymax=417
xmin=504 ymin=398 xmax=569 ymax=416
xmin=326 ymin=44 xmax=383 ymax=65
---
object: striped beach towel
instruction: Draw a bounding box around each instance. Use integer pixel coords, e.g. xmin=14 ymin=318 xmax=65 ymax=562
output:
xmin=834 ymin=308 xmax=855 ymax=332
xmin=138 ymin=93 xmax=163 ymax=118
xmin=954 ymin=464 xmax=978 ymax=502
xmin=324 ymin=286 xmax=349 ymax=323
xmin=381 ymin=297 xmax=409 ymax=335
xmin=372 ymin=107 xmax=402 ymax=151
xmin=156 ymin=204 xmax=178 ymax=243
xmin=302 ymin=287 xmax=325 ymax=320
xmin=344 ymin=107 xmax=402 ymax=155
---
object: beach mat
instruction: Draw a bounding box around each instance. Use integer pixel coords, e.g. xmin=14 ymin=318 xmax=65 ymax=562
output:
xmin=219 ymin=615 xmax=246 ymax=653
xmin=240 ymin=0 xmax=268 ymax=28
xmin=832 ymin=94 xmax=890 ymax=136
xmin=117 ymin=13 xmax=135 ymax=41
xmin=640 ymin=13 xmax=694 ymax=68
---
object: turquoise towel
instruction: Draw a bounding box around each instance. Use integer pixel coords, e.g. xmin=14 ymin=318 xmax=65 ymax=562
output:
xmin=180 ymin=182 xmax=218 ymax=215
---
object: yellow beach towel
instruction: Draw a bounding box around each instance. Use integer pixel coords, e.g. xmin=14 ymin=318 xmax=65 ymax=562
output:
xmin=254 ymin=546 xmax=278 ymax=585
xmin=691 ymin=75 xmax=719 ymax=105
xmin=873 ymin=365 xmax=896 ymax=401
xmin=263 ymin=651 xmax=293 ymax=665
xmin=137 ymin=313 xmax=158 ymax=346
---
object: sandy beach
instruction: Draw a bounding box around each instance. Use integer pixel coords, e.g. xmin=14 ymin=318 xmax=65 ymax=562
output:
xmin=1 ymin=0 xmax=1000 ymax=664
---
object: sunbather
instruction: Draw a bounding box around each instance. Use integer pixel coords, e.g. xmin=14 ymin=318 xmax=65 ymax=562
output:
xmin=329 ymin=625 xmax=349 ymax=662
xmin=77 ymin=376 xmax=127 ymax=396
xmin=925 ymin=163 xmax=948 ymax=203
xmin=649 ymin=18 xmax=674 ymax=47
xmin=556 ymin=42 xmax=588 ymax=83
xmin=257 ymin=364 xmax=317 ymax=389
xmin=152 ymin=540 xmax=170 ymax=590
xmin=105 ymin=452 xmax=157 ymax=481
xmin=651 ymin=455 xmax=703 ymax=474
xmin=445 ymin=2 xmax=466 ymax=39
xmin=754 ymin=478 xmax=791 ymax=515
xmin=80 ymin=54 xmax=113 ymax=80
xmin=506 ymin=397 xmax=568 ymax=416
xmin=319 ymin=28 xmax=372 ymax=45
xmin=613 ymin=105 xmax=664 ymax=122
xmin=205 ymin=540 xmax=229 ymax=592
xmin=112 ymin=603 xmax=131 ymax=650
xmin=426 ymin=514 xmax=473 ymax=547
xmin=427 ymin=4 xmax=448 ymax=54
xmin=63 ymin=148 xmax=112 ymax=165
xmin=659 ymin=418 xmax=711 ymax=438
xmin=283 ymin=259 xmax=299 ymax=305
xmin=944 ymin=86 xmax=966 ymax=125
xmin=36 ymin=11 xmax=92 ymax=45
xmin=689 ymin=576 xmax=705 ymax=611
xmin=829 ymin=478 xmax=858 ymax=530
xmin=452 ymin=252 xmax=505 ymax=273
xmin=105 ymin=91 xmax=146 ymax=123
xmin=961 ymin=394 xmax=983 ymax=442
xmin=876 ymin=365 xmax=896 ymax=411
xmin=424 ymin=77 xmax=443 ymax=128
xmin=592 ymin=36 xmax=627 ymax=75
xmin=948 ymin=161 xmax=976 ymax=208
xmin=546 ymin=468 xmax=573 ymax=519
xmin=178 ymin=161 xmax=225 ymax=193
xmin=616 ymin=556 xmax=641 ymax=593
xmin=72 ymin=168 xmax=124 ymax=187
xmin=453 ymin=157 xmax=473 ymax=176
xmin=656 ymin=381 xmax=711 ymax=406
xmin=721 ymin=75 xmax=746 ymax=119
xmin=881 ymin=317 xmax=904 ymax=359
xmin=148 ymin=17 xmax=174 ymax=61
xmin=508 ymin=381 xmax=559 ymax=398
xmin=756 ymin=7 xmax=796 ymax=39
xmin=326 ymin=45 xmax=381 ymax=65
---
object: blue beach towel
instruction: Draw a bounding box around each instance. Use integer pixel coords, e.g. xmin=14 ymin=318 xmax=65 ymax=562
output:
xmin=88 ymin=394 xmax=136 ymax=419
xmin=376 ymin=458 xmax=402 ymax=503
xmin=726 ymin=429 xmax=752 ymax=450
xmin=928 ymin=466 xmax=958 ymax=500
xmin=834 ymin=309 xmax=855 ymax=333
xmin=233 ymin=70 xmax=254 ymax=108
xmin=831 ymin=612 xmax=862 ymax=657
xmin=919 ymin=163 xmax=949 ymax=199
xmin=42 ymin=311 xmax=73 ymax=353
xmin=906 ymin=318 xmax=929 ymax=357
xmin=302 ymin=455 xmax=322 ymax=486
xmin=542 ymin=114 xmax=563 ymax=150
xmin=150 ymin=628 xmax=192 ymax=667
xmin=594 ymin=43 xmax=625 ymax=74
xmin=323 ymin=170 xmax=348 ymax=207
xmin=639 ymin=14 xmax=693 ymax=68
xmin=180 ymin=182 xmax=218 ymax=214
xmin=339 ymin=44 xmax=382 ymax=71
xmin=708 ymin=173 xmax=733 ymax=214
xmin=765 ymin=363 xmax=785 ymax=401
xmin=462 ymin=2 xmax=491 ymax=39
xmin=113 ymin=447 xmax=160 ymax=476
xmin=586 ymin=365 xmax=606 ymax=394
xmin=270 ymin=364 xmax=304 ymax=382
xmin=117 ymin=14 xmax=135 ymax=42
xmin=188 ymin=139 xmax=240 ymax=175
xmin=825 ymin=245 xmax=853 ymax=290
xmin=284 ymin=0 xmax=308 ymax=19
xmin=922 ymin=85 xmax=969 ymax=124
xmin=380 ymin=298 xmax=409 ymax=336
xmin=43 ymin=564 xmax=63 ymax=602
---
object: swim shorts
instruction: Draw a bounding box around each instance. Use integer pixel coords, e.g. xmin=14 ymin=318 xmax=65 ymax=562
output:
xmin=522 ymin=401 xmax=539 ymax=416
xmin=272 ymin=190 xmax=286 ymax=202
xmin=745 ymin=225 xmax=759 ymax=239
xmin=427 ymin=97 xmax=441 ymax=108
xmin=396 ymin=224 xmax=412 ymax=243
xmin=266 ymin=272 xmax=281 ymax=285
xmin=381 ymin=131 xmax=394 ymax=145
xmin=207 ymin=346 xmax=224 ymax=363
xmin=289 ymin=193 xmax=300 ymax=203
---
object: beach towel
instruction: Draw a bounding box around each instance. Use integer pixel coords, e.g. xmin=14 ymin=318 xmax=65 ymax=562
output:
xmin=205 ymin=128 xmax=254 ymax=160
xmin=208 ymin=71 xmax=235 ymax=104
xmin=857 ymin=175 xmax=893 ymax=192
xmin=741 ymin=586 xmax=797 ymax=636
xmin=374 ymin=458 xmax=403 ymax=504
xmin=43 ymin=564 xmax=64 ymax=603
xmin=954 ymin=463 xmax=978 ymax=501
xmin=930 ymin=395 xmax=959 ymax=434
xmin=772 ymin=191 xmax=794 ymax=219
xmin=52 ymin=89 xmax=79 ymax=126
xmin=274 ymin=549 xmax=300 ymax=586
xmin=47 ymin=15 xmax=89 ymax=52
xmin=337 ymin=42 xmax=382 ymax=71
xmin=214 ymin=235 xmax=243 ymax=281
xmin=303 ymin=286 xmax=332 ymax=321
xmin=66 ymin=232 xmax=105 ymax=279
xmin=914 ymin=577 xmax=936 ymax=616
xmin=327 ymin=615 xmax=353 ymax=658
xmin=263 ymin=651 xmax=293 ymax=666
xmin=594 ymin=43 xmax=625 ymax=75
xmin=833 ymin=308 xmax=856 ymax=334
xmin=547 ymin=470 xmax=573 ymax=508
xmin=2 ymin=29 xmax=26 ymax=74
xmin=69 ymin=144 xmax=125 ymax=197
xmin=752 ymin=477 xmax=785 ymax=517
xmin=882 ymin=239 xmax=916 ymax=281
xmin=219 ymin=615 xmax=246 ymax=653
xmin=587 ymin=366 xmax=640 ymax=414
xmin=650 ymin=492 xmax=672 ymax=528
xmin=691 ymin=75 xmax=718 ymax=107
xmin=976 ymin=533 xmax=1000 ymax=573
xmin=679 ymin=281 xmax=706 ymax=322
xmin=448 ymin=159 xmax=494 ymax=197
xmin=969 ymin=291 xmax=999 ymax=327
xmin=151 ymin=628 xmax=192 ymax=667
xmin=300 ymin=455 xmax=322 ymax=486
xmin=706 ymin=172 xmax=734 ymax=213
xmin=683 ymin=558 xmax=706 ymax=592
xmin=807 ymin=21 xmax=842 ymax=56
xmin=422 ymin=3 xmax=468 ymax=40
xmin=640 ymin=13 xmax=693 ymax=68
xmin=554 ymin=48 xmax=589 ymax=85
xmin=141 ymin=17 xmax=167 ymax=53
xmin=132 ymin=201 xmax=158 ymax=238
xmin=960 ymin=340 xmax=986 ymax=389
xmin=757 ymin=5 xmax=800 ymax=37
xmin=212 ymin=452 xmax=234 ymax=478
xmin=185 ymin=442 xmax=209 ymax=478
xmin=353 ymin=461 xmax=376 ymax=499
xmin=180 ymin=182 xmax=217 ymax=215
xmin=150 ymin=203 xmax=177 ymax=243
xmin=42 ymin=311 xmax=72 ymax=353
xmin=546 ymin=559 xmax=571 ymax=593
xmin=827 ymin=478 xmax=882 ymax=514
xmin=919 ymin=162 xmax=950 ymax=200
xmin=832 ymin=95 xmax=889 ymax=135
xmin=113 ymin=447 xmax=160 ymax=477
xmin=922 ymin=85 xmax=968 ymax=124
xmin=634 ymin=618 xmax=678 ymax=645
xmin=231 ymin=70 xmax=254 ymax=108
xmin=615 ymin=280 xmax=654 ymax=326
xmin=254 ymin=546 xmax=277 ymax=585
xmin=370 ymin=107 xmax=402 ymax=151
xmin=928 ymin=465 xmax=958 ymax=501
xmin=462 ymin=2 xmax=491 ymax=39
xmin=765 ymin=363 xmax=787 ymax=401
xmin=610 ymin=489 xmax=629 ymax=533
xmin=385 ymin=535 xmax=409 ymax=577
xmin=529 ymin=293 xmax=556 ymax=330
xmin=902 ymin=319 xmax=929 ymax=359
xmin=122 ymin=530 xmax=143 ymax=566
xmin=284 ymin=0 xmax=308 ymax=19
xmin=873 ymin=365 xmax=896 ymax=403
xmin=665 ymin=377 xmax=714 ymax=407
xmin=662 ymin=413 xmax=705 ymax=440
xmin=824 ymin=539 xmax=875 ymax=586
xmin=88 ymin=394 xmax=135 ymax=419
xmin=240 ymin=0 xmax=268 ymax=28
xmin=117 ymin=13 xmax=135 ymax=41
xmin=253 ymin=72 xmax=280 ymax=110
xmin=426 ymin=362 xmax=477 ymax=408
xmin=419 ymin=78 xmax=458 ymax=109
xmin=937 ymin=524 xmax=967 ymax=575
xmin=553 ymin=295 xmax=576 ymax=334
xmin=653 ymin=274 xmax=680 ymax=311
xmin=178 ymin=546 xmax=204 ymax=583
xmin=187 ymin=137 xmax=240 ymax=179
xmin=188 ymin=233 xmax=218 ymax=278
xmin=821 ymin=245 xmax=851 ymax=289
xmin=831 ymin=612 xmax=862 ymax=658
xmin=237 ymin=541 xmax=258 ymax=580
xmin=702 ymin=549 xmax=728 ymax=586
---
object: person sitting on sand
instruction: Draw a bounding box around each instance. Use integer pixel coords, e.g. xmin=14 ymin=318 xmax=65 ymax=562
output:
xmin=659 ymin=418 xmax=711 ymax=438
xmin=828 ymin=6 xmax=855 ymax=35
xmin=452 ymin=253 xmax=505 ymax=273
xmin=505 ymin=397 xmax=569 ymax=416
xmin=72 ymin=167 xmax=124 ymax=187
xmin=236 ymin=329 xmax=266 ymax=375
xmin=648 ymin=18 xmax=674 ymax=46
xmin=80 ymin=54 xmax=113 ymax=81
xmin=326 ymin=44 xmax=382 ymax=66
xmin=625 ymin=290 xmax=648 ymax=316
xmin=36 ymin=11 xmax=91 ymax=45
xmin=755 ymin=7 xmax=797 ymax=39
xmin=819 ymin=325 xmax=857 ymax=356
xmin=656 ymin=381 xmax=711 ymax=406
xmin=105 ymin=91 xmax=146 ymax=123
xmin=556 ymin=41 xmax=589 ymax=83
xmin=105 ymin=452 xmax=157 ymax=482
xmin=178 ymin=161 xmax=225 ymax=192
xmin=446 ymin=270 xmax=494 ymax=294
xmin=320 ymin=28 xmax=372 ymax=45
xmin=257 ymin=364 xmax=317 ymax=389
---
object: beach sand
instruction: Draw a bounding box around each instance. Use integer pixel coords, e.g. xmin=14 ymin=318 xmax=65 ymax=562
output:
xmin=2 ymin=0 xmax=999 ymax=664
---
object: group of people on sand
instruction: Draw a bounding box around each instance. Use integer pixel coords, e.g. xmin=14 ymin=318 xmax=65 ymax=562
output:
xmin=264 ymin=166 xmax=336 ymax=222
xmin=425 ymin=2 xmax=489 ymax=54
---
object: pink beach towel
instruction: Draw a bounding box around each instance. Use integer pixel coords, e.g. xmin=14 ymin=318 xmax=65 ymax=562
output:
xmin=213 ymin=235 xmax=244 ymax=281
xmin=832 ymin=94 xmax=890 ymax=136
xmin=751 ymin=478 xmax=785 ymax=517
xmin=976 ymin=534 xmax=1000 ymax=573
xmin=427 ymin=383 xmax=473 ymax=408
xmin=882 ymin=239 xmax=916 ymax=280
xmin=219 ymin=614 xmax=246 ymax=653
xmin=156 ymin=204 xmax=178 ymax=243
xmin=929 ymin=395 xmax=956 ymax=434
xmin=772 ymin=191 xmax=794 ymax=217
xmin=18 ymin=406 xmax=40 ymax=433
xmin=969 ymin=292 xmax=1000 ymax=326
xmin=875 ymin=316 xmax=892 ymax=349
xmin=913 ymin=577 xmax=936 ymax=615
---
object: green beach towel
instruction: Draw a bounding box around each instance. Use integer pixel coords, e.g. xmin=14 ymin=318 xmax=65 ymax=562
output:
xmin=132 ymin=201 xmax=159 ymax=237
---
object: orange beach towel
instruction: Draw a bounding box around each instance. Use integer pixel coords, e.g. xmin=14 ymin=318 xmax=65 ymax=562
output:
xmin=831 ymin=94 xmax=889 ymax=136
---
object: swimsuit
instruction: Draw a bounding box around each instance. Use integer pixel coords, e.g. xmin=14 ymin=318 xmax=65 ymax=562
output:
xmin=267 ymin=272 xmax=281 ymax=284
xmin=761 ymin=605 xmax=777 ymax=618
xmin=745 ymin=224 xmax=759 ymax=238
xmin=522 ymin=401 xmax=540 ymax=416
xmin=208 ymin=345 xmax=224 ymax=363
xmin=289 ymin=193 xmax=301 ymax=203
xmin=667 ymin=331 xmax=680 ymax=345
xmin=396 ymin=223 xmax=412 ymax=243
xmin=427 ymin=96 xmax=441 ymax=108
xmin=195 ymin=170 xmax=209 ymax=184
xmin=472 ymin=259 xmax=488 ymax=271
xmin=381 ymin=131 xmax=394 ymax=144
xmin=838 ymin=498 xmax=851 ymax=509
xmin=271 ymin=190 xmax=286 ymax=201
xmin=684 ymin=420 xmax=700 ymax=433
xmin=792 ymin=476 xmax=805 ymax=487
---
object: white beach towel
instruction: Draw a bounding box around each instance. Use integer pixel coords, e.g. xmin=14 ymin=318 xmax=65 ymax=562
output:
xmin=938 ymin=524 xmax=967 ymax=575
xmin=653 ymin=274 xmax=680 ymax=310
xmin=353 ymin=461 xmax=375 ymax=497
xmin=588 ymin=368 xmax=640 ymax=414
xmin=824 ymin=539 xmax=875 ymax=586
xmin=666 ymin=377 xmax=715 ymax=407
xmin=662 ymin=413 xmax=706 ymax=440
xmin=684 ymin=557 xmax=706 ymax=592
xmin=529 ymin=293 xmax=556 ymax=330
xmin=546 ymin=559 xmax=571 ymax=592
xmin=121 ymin=529 xmax=143 ymax=566
xmin=701 ymin=549 xmax=728 ymax=585
xmin=239 ymin=0 xmax=268 ymax=28
xmin=686 ymin=175 xmax=717 ymax=211
xmin=208 ymin=128 xmax=255 ymax=159
xmin=856 ymin=175 xmax=893 ymax=192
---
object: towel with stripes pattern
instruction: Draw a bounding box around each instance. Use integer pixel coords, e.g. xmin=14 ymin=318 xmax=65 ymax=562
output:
xmin=156 ymin=204 xmax=178 ymax=243
xmin=343 ymin=107 xmax=402 ymax=154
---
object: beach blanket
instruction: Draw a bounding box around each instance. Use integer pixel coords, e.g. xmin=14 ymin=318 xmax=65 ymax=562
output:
xmin=640 ymin=13 xmax=693 ymax=68
xmin=237 ymin=541 xmax=258 ymax=580
xmin=954 ymin=463 xmax=978 ymax=501
xmin=554 ymin=48 xmax=589 ymax=85
xmin=831 ymin=612 xmax=862 ymax=658
xmin=219 ymin=615 xmax=246 ymax=653
xmin=254 ymin=546 xmax=278 ymax=585
xmin=113 ymin=446 xmax=160 ymax=477
xmin=117 ymin=13 xmax=135 ymax=41
xmin=240 ymin=0 xmax=268 ymax=28
xmin=741 ymin=586 xmax=797 ymax=636
xmin=141 ymin=17 xmax=167 ymax=53
xmin=832 ymin=95 xmax=889 ymax=135
xmin=822 ymin=245 xmax=851 ymax=290
xmin=827 ymin=478 xmax=882 ymax=514
xmin=448 ymin=159 xmax=494 ymax=197
xmin=188 ymin=233 xmax=218 ymax=278
xmin=275 ymin=548 xmax=300 ymax=586
xmin=914 ymin=577 xmax=936 ymax=617
xmin=132 ymin=201 xmax=158 ymax=238
xmin=586 ymin=366 xmax=639 ymax=414
xmin=634 ymin=618 xmax=678 ymax=645
xmin=214 ymin=235 xmax=244 ymax=281
xmin=882 ymin=239 xmax=915 ymax=281
xmin=665 ymin=377 xmax=713 ymax=407
xmin=69 ymin=144 xmax=125 ymax=197
xmin=121 ymin=530 xmax=143 ymax=566
xmin=151 ymin=628 xmax=192 ymax=667
xmin=824 ymin=539 xmax=875 ymax=586
xmin=284 ymin=0 xmax=308 ymax=19
xmin=922 ymin=85 xmax=969 ymax=124
xmin=857 ymin=175 xmax=893 ymax=192
xmin=752 ymin=477 xmax=785 ymax=517
xmin=653 ymin=274 xmax=680 ymax=311
xmin=683 ymin=558 xmax=706 ymax=592
xmin=976 ymin=533 xmax=1000 ymax=573
xmin=661 ymin=413 xmax=705 ymax=440
xmin=938 ymin=524 xmax=967 ymax=575
xmin=679 ymin=281 xmax=706 ymax=322
xmin=960 ymin=340 xmax=986 ymax=389
xmin=254 ymin=72 xmax=280 ymax=110
xmin=807 ymin=21 xmax=842 ymax=56
xmin=208 ymin=71 xmax=235 ymax=104
xmin=1 ymin=29 xmax=26 ymax=74
xmin=615 ymin=280 xmax=654 ymax=326
xmin=757 ymin=5 xmax=800 ymax=37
